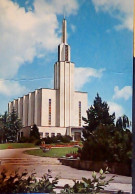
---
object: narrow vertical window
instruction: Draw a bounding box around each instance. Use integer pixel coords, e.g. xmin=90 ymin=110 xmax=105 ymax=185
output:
xmin=48 ymin=99 xmax=51 ymax=125
xmin=79 ymin=101 xmax=81 ymax=126
xmin=65 ymin=45 xmax=68 ymax=61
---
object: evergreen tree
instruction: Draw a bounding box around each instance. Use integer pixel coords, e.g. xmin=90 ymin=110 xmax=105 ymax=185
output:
xmin=0 ymin=112 xmax=9 ymax=143
xmin=30 ymin=124 xmax=40 ymax=140
xmin=82 ymin=93 xmax=115 ymax=139
xmin=7 ymin=108 xmax=22 ymax=142
xmin=79 ymin=124 xmax=132 ymax=163
xmin=79 ymin=94 xmax=132 ymax=163
xmin=116 ymin=115 xmax=130 ymax=130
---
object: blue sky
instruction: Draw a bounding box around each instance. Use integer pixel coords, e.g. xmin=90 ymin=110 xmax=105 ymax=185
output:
xmin=0 ymin=0 xmax=133 ymax=120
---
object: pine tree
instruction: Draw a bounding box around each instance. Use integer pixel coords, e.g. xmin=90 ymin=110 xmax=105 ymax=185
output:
xmin=7 ymin=108 xmax=22 ymax=142
xmin=0 ymin=112 xmax=9 ymax=143
xmin=79 ymin=94 xmax=132 ymax=163
xmin=30 ymin=124 xmax=40 ymax=140
xmin=82 ymin=93 xmax=115 ymax=139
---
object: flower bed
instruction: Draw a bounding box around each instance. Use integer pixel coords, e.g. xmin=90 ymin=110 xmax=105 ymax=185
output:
xmin=52 ymin=144 xmax=72 ymax=148
xmin=7 ymin=146 xmax=13 ymax=149
xmin=40 ymin=142 xmax=82 ymax=149
xmin=66 ymin=153 xmax=81 ymax=159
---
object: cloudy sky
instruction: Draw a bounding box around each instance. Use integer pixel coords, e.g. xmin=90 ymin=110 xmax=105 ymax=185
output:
xmin=0 ymin=0 xmax=133 ymax=120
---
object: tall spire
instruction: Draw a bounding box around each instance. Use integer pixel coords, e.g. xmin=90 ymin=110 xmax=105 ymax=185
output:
xmin=57 ymin=19 xmax=70 ymax=62
xmin=62 ymin=19 xmax=67 ymax=44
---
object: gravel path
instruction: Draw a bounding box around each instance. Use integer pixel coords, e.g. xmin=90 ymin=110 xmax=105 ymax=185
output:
xmin=0 ymin=148 xmax=132 ymax=193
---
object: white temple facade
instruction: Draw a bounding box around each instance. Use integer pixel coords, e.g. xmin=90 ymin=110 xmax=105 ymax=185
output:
xmin=8 ymin=19 xmax=88 ymax=141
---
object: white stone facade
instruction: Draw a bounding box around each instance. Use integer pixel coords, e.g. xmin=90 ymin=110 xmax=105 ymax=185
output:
xmin=8 ymin=19 xmax=88 ymax=140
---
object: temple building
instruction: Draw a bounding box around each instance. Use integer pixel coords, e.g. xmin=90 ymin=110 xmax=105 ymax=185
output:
xmin=8 ymin=19 xmax=88 ymax=141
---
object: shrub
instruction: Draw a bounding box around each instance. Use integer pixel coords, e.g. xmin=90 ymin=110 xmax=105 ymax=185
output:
xmin=60 ymin=135 xmax=72 ymax=143
xmin=0 ymin=168 xmax=115 ymax=194
xmin=18 ymin=136 xmax=30 ymax=143
xmin=43 ymin=135 xmax=72 ymax=144
xmin=18 ymin=136 xmax=41 ymax=146
xmin=61 ymin=168 xmax=115 ymax=193
xmin=34 ymin=139 xmax=42 ymax=146
xmin=80 ymin=124 xmax=132 ymax=163
xmin=43 ymin=136 xmax=53 ymax=144
xmin=29 ymin=136 xmax=37 ymax=143
xmin=0 ymin=169 xmax=58 ymax=194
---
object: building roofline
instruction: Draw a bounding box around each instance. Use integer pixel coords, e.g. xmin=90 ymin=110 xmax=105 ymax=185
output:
xmin=15 ymin=88 xmax=56 ymax=100
xmin=40 ymin=88 xmax=55 ymax=90
xmin=9 ymin=88 xmax=87 ymax=103
xmin=75 ymin=91 xmax=88 ymax=94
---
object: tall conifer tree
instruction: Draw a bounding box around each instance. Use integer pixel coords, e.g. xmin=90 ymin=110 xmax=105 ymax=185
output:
xmin=82 ymin=93 xmax=115 ymax=139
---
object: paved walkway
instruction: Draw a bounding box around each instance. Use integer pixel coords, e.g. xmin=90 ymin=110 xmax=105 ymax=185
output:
xmin=0 ymin=148 xmax=132 ymax=193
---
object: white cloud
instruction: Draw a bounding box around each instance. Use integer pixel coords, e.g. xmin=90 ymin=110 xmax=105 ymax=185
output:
xmin=0 ymin=80 xmax=27 ymax=96
xmin=75 ymin=67 xmax=105 ymax=90
xmin=92 ymin=0 xmax=133 ymax=31
xmin=0 ymin=0 xmax=79 ymax=79
xmin=113 ymin=86 xmax=132 ymax=100
xmin=71 ymin=24 xmax=76 ymax=32
xmin=108 ymin=101 xmax=124 ymax=119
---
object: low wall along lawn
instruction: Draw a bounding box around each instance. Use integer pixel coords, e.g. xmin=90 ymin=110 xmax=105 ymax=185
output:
xmin=59 ymin=158 xmax=131 ymax=176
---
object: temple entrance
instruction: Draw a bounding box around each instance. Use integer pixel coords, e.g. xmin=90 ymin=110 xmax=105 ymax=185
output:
xmin=74 ymin=132 xmax=81 ymax=141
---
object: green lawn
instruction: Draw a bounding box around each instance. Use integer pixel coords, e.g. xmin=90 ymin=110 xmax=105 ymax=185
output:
xmin=25 ymin=147 xmax=78 ymax=158
xmin=0 ymin=143 xmax=37 ymax=149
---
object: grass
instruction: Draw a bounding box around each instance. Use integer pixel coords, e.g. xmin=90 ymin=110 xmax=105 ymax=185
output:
xmin=25 ymin=147 xmax=78 ymax=158
xmin=0 ymin=143 xmax=37 ymax=150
